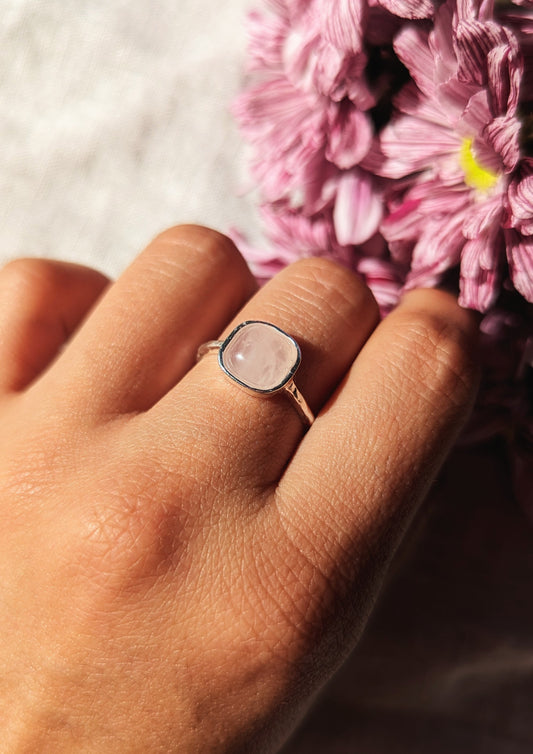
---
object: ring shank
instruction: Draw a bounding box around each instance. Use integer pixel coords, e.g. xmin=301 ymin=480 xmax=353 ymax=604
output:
xmin=196 ymin=340 xmax=314 ymax=428
xmin=196 ymin=341 xmax=223 ymax=359
xmin=284 ymin=380 xmax=314 ymax=427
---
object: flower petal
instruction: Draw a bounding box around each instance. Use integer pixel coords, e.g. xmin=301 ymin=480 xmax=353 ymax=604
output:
xmin=508 ymin=158 xmax=533 ymax=226
xmin=246 ymin=9 xmax=287 ymax=73
xmin=463 ymin=195 xmax=503 ymax=240
xmin=378 ymin=0 xmax=434 ymax=19
xmin=393 ymin=25 xmax=436 ymax=97
xmin=460 ymin=236 xmax=502 ymax=311
xmin=284 ymin=23 xmax=373 ymax=104
xmin=483 ymin=115 xmax=522 ymax=173
xmin=506 ymin=229 xmax=533 ymax=302
xmin=321 ymin=0 xmax=365 ymax=52
xmin=455 ymin=19 xmax=511 ymax=87
xmin=429 ymin=1 xmax=458 ymax=81
xmin=357 ymin=256 xmax=403 ymax=314
xmin=379 ymin=115 xmax=460 ymax=178
xmin=233 ymin=76 xmax=327 ymax=201
xmin=487 ymin=37 xmax=523 ymax=116
xmin=334 ymin=169 xmax=383 ymax=245
xmin=409 ymin=212 xmax=465 ymax=282
xmin=461 ymin=90 xmax=492 ymax=134
xmin=456 ymin=0 xmax=496 ymax=23
xmin=326 ymin=102 xmax=373 ymax=169
xmin=381 ymin=197 xmax=423 ymax=244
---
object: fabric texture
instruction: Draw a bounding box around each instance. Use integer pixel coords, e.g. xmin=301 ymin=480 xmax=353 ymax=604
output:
xmin=1 ymin=3 xmax=532 ymax=753
xmin=0 ymin=0 xmax=258 ymax=277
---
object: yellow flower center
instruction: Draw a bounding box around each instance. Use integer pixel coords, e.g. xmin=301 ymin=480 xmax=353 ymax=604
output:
xmin=460 ymin=138 xmax=499 ymax=192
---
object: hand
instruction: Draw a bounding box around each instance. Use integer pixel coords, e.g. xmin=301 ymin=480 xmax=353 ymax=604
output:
xmin=0 ymin=226 xmax=478 ymax=752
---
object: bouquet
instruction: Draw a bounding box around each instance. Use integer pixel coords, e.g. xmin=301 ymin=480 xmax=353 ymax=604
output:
xmin=234 ymin=0 xmax=533 ymax=512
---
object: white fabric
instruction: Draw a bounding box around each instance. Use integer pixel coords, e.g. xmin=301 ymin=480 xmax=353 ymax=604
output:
xmin=0 ymin=0 xmax=258 ymax=277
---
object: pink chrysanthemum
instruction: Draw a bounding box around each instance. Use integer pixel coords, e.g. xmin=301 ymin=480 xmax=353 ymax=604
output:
xmin=234 ymin=0 xmax=414 ymax=303
xmin=234 ymin=0 xmax=380 ymax=226
xmin=375 ymin=1 xmax=533 ymax=311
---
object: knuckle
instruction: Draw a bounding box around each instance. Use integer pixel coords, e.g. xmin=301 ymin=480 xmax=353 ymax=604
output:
xmin=73 ymin=491 xmax=184 ymax=590
xmin=68 ymin=442 xmax=194 ymax=589
xmin=289 ymin=256 xmax=355 ymax=291
xmin=285 ymin=257 xmax=380 ymax=323
xmin=0 ymin=257 xmax=58 ymax=297
xmin=153 ymin=224 xmax=249 ymax=275
xmin=393 ymin=308 xmax=479 ymax=410
xmin=147 ymin=225 xmax=255 ymax=301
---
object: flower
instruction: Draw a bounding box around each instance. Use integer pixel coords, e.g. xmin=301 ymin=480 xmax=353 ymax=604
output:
xmin=234 ymin=0 xmax=376 ymax=213
xmin=236 ymin=0 xmax=533 ymax=312
xmin=234 ymin=0 xmax=412 ymax=302
xmin=375 ymin=2 xmax=532 ymax=311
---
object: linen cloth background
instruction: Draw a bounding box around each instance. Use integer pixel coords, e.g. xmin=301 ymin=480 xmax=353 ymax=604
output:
xmin=0 ymin=0 xmax=258 ymax=276
xmin=1 ymin=3 xmax=532 ymax=753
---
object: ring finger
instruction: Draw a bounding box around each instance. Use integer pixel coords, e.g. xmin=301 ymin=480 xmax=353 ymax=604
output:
xmin=148 ymin=256 xmax=380 ymax=490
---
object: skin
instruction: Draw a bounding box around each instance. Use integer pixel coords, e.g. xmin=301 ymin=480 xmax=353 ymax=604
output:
xmin=0 ymin=225 xmax=479 ymax=752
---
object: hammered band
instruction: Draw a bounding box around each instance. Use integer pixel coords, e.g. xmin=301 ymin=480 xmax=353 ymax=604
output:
xmin=197 ymin=321 xmax=314 ymax=428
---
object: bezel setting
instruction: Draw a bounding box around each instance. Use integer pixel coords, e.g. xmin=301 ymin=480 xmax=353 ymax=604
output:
xmin=218 ymin=320 xmax=301 ymax=395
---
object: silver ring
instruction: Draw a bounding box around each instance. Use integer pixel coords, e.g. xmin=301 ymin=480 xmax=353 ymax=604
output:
xmin=197 ymin=320 xmax=314 ymax=428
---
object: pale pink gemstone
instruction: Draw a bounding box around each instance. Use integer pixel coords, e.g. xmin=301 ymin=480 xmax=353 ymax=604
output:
xmin=221 ymin=322 xmax=299 ymax=392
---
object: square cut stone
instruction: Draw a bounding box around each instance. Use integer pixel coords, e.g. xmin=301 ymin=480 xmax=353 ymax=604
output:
xmin=220 ymin=321 xmax=300 ymax=393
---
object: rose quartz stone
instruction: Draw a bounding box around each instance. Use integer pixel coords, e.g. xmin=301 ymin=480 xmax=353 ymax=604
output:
xmin=221 ymin=322 xmax=299 ymax=391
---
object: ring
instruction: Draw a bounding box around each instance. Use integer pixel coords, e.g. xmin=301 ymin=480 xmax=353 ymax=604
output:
xmin=197 ymin=320 xmax=314 ymax=428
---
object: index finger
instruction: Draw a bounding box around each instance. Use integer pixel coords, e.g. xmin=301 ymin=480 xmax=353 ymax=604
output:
xmin=272 ymin=289 xmax=479 ymax=588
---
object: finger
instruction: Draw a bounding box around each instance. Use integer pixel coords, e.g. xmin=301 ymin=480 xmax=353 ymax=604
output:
xmin=148 ymin=257 xmax=380 ymax=489
xmin=37 ymin=226 xmax=257 ymax=416
xmin=0 ymin=258 xmax=109 ymax=393
xmin=271 ymin=289 xmax=479 ymax=612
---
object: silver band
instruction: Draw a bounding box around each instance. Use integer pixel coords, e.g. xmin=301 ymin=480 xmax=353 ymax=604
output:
xmin=283 ymin=378 xmax=315 ymax=428
xmin=197 ymin=322 xmax=314 ymax=428
xmin=196 ymin=340 xmax=223 ymax=359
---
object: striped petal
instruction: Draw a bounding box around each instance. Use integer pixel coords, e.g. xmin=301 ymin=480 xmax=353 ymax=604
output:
xmin=506 ymin=229 xmax=533 ymax=302
xmin=334 ymin=169 xmax=383 ymax=245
